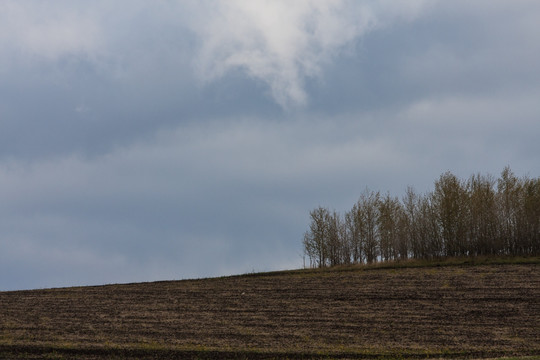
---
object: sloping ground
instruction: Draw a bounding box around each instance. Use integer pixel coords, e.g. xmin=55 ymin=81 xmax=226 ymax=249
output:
xmin=0 ymin=260 xmax=539 ymax=359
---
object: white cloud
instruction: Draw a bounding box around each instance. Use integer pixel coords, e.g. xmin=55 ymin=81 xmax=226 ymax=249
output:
xmin=0 ymin=1 xmax=431 ymax=108
xmin=188 ymin=0 xmax=429 ymax=109
xmin=0 ymin=1 xmax=183 ymax=78
xmin=0 ymin=2 xmax=103 ymax=62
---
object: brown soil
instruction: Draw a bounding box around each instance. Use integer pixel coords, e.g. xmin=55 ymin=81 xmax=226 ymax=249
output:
xmin=0 ymin=262 xmax=539 ymax=359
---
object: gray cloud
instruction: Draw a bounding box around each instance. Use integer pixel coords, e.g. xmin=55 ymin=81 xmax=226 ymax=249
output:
xmin=188 ymin=0 xmax=430 ymax=109
xmin=0 ymin=2 xmax=102 ymax=63
xmin=1 ymin=1 xmax=540 ymax=290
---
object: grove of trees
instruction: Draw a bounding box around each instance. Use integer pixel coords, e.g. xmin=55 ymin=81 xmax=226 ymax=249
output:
xmin=303 ymin=167 xmax=540 ymax=267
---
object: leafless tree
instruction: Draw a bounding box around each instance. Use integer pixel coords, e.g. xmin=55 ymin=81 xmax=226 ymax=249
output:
xmin=467 ymin=173 xmax=499 ymax=255
xmin=356 ymin=189 xmax=380 ymax=264
xmin=378 ymin=193 xmax=402 ymax=262
xmin=303 ymin=206 xmax=331 ymax=268
xmin=302 ymin=167 xmax=539 ymax=268
xmin=345 ymin=204 xmax=363 ymax=264
xmin=432 ymin=172 xmax=468 ymax=257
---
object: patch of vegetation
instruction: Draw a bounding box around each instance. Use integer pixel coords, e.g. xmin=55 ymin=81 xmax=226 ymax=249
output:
xmin=229 ymin=255 xmax=540 ymax=280
xmin=303 ymin=168 xmax=540 ymax=269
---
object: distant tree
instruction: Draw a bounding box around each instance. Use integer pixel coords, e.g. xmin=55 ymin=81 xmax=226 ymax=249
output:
xmin=338 ymin=212 xmax=352 ymax=265
xmin=402 ymin=186 xmax=420 ymax=259
xmin=520 ymin=176 xmax=540 ymax=255
xmin=395 ymin=208 xmax=410 ymax=260
xmin=327 ymin=211 xmax=343 ymax=267
xmin=432 ymin=172 xmax=468 ymax=257
xmin=303 ymin=206 xmax=330 ymax=268
xmin=497 ymin=167 xmax=520 ymax=255
xmin=467 ymin=173 xmax=499 ymax=255
xmin=345 ymin=204 xmax=363 ymax=264
xmin=401 ymin=186 xmax=427 ymax=259
xmin=378 ymin=193 xmax=402 ymax=262
xmin=302 ymin=167 xmax=539 ymax=268
xmin=356 ymin=189 xmax=380 ymax=264
xmin=425 ymin=193 xmax=444 ymax=258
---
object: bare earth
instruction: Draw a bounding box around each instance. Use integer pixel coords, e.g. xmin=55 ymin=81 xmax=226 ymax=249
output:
xmin=0 ymin=262 xmax=539 ymax=359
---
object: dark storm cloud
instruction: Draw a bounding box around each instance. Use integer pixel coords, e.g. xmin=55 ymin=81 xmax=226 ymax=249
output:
xmin=1 ymin=1 xmax=539 ymax=290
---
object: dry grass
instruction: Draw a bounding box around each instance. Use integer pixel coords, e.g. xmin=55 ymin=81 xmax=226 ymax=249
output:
xmin=0 ymin=258 xmax=539 ymax=359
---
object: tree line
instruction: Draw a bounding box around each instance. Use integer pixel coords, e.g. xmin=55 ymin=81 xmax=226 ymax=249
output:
xmin=303 ymin=167 xmax=540 ymax=267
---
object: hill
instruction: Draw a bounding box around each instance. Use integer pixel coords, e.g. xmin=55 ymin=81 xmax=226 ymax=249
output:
xmin=1 ymin=258 xmax=539 ymax=359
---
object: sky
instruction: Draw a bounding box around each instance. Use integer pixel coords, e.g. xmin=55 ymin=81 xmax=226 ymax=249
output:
xmin=1 ymin=0 xmax=539 ymax=291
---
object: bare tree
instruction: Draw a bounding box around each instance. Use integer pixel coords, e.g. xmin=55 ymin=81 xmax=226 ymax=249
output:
xmin=497 ymin=167 xmax=520 ymax=255
xmin=467 ymin=173 xmax=499 ymax=255
xmin=378 ymin=193 xmax=401 ymax=262
xmin=519 ymin=176 xmax=540 ymax=255
xmin=338 ymin=213 xmax=352 ymax=265
xmin=401 ymin=186 xmax=419 ymax=259
xmin=345 ymin=204 xmax=363 ymax=264
xmin=432 ymin=172 xmax=468 ymax=257
xmin=327 ymin=211 xmax=343 ymax=267
xmin=302 ymin=167 xmax=539 ymax=268
xmin=303 ymin=206 xmax=331 ymax=268
xmin=356 ymin=189 xmax=380 ymax=264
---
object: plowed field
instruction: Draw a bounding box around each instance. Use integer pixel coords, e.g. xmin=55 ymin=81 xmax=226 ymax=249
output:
xmin=1 ymin=261 xmax=539 ymax=359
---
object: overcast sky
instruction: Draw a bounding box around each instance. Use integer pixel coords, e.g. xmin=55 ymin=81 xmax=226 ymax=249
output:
xmin=1 ymin=1 xmax=539 ymax=291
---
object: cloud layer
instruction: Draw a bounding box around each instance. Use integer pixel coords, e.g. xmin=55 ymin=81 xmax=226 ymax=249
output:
xmin=0 ymin=2 xmax=102 ymax=61
xmin=189 ymin=0 xmax=429 ymax=108
xmin=1 ymin=1 xmax=540 ymax=290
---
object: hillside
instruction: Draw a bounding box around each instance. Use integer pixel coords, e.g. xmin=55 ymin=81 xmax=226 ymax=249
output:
xmin=1 ymin=258 xmax=539 ymax=359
